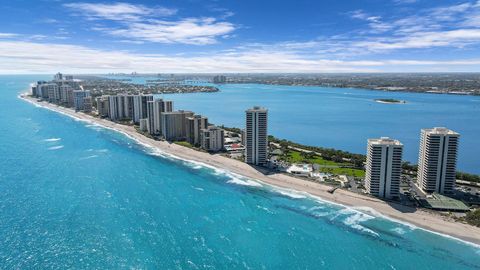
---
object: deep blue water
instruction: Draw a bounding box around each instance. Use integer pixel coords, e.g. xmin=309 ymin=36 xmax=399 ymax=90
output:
xmin=1 ymin=75 xmax=479 ymax=269
xmin=160 ymin=83 xmax=480 ymax=174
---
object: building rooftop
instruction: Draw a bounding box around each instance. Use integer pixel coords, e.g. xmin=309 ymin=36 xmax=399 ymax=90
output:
xmin=246 ymin=106 xmax=267 ymax=112
xmin=419 ymin=193 xmax=470 ymax=212
xmin=368 ymin=137 xmax=403 ymax=146
xmin=423 ymin=127 xmax=459 ymax=136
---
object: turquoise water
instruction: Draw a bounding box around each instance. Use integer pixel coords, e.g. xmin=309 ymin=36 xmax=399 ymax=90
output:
xmin=1 ymin=75 xmax=479 ymax=269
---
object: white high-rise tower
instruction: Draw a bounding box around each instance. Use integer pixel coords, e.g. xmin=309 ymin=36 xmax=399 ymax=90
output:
xmin=417 ymin=127 xmax=459 ymax=194
xmin=365 ymin=137 xmax=403 ymax=199
xmin=245 ymin=106 xmax=268 ymax=166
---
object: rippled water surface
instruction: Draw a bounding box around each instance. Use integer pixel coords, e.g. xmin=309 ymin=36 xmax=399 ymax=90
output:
xmin=0 ymin=75 xmax=479 ymax=269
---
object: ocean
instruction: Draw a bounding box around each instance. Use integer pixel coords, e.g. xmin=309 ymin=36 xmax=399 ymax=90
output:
xmin=0 ymin=75 xmax=479 ymax=269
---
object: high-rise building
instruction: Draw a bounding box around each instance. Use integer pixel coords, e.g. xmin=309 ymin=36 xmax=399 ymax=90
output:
xmin=73 ymin=90 xmax=91 ymax=111
xmin=213 ymin=75 xmax=227 ymax=84
xmin=60 ymin=85 xmax=72 ymax=105
xmin=132 ymin=95 xmax=154 ymax=124
xmin=245 ymin=106 xmax=268 ymax=165
xmin=365 ymin=137 xmax=403 ymax=199
xmin=161 ymin=110 xmax=194 ymax=141
xmin=95 ymin=96 xmax=110 ymax=117
xmin=200 ymin=126 xmax=225 ymax=152
xmin=83 ymin=96 xmax=93 ymax=113
xmin=108 ymin=95 xmax=131 ymax=121
xmin=54 ymin=72 xmax=63 ymax=81
xmin=47 ymin=84 xmax=61 ymax=103
xmin=186 ymin=115 xmax=208 ymax=146
xmin=146 ymin=99 xmax=173 ymax=135
xmin=417 ymin=127 xmax=460 ymax=194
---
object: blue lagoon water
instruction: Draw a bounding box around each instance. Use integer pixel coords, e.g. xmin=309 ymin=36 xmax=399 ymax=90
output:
xmin=162 ymin=83 xmax=480 ymax=174
xmin=1 ymin=75 xmax=479 ymax=269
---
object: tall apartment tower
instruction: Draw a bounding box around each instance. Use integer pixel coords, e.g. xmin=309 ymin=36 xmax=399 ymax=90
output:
xmin=132 ymin=95 xmax=153 ymax=124
xmin=417 ymin=127 xmax=460 ymax=194
xmin=186 ymin=115 xmax=208 ymax=146
xmin=146 ymin=99 xmax=173 ymax=135
xmin=365 ymin=137 xmax=403 ymax=199
xmin=245 ymin=106 xmax=268 ymax=166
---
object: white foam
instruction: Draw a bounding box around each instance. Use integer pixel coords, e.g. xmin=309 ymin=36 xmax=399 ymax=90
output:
xmin=19 ymin=94 xmax=480 ymax=249
xmin=80 ymin=155 xmax=99 ymax=160
xmin=44 ymin=138 xmax=61 ymax=142
xmin=391 ymin=227 xmax=407 ymax=235
xmin=48 ymin=145 xmax=64 ymax=150
xmin=276 ymin=190 xmax=307 ymax=199
xmin=342 ymin=211 xmax=378 ymax=237
xmin=227 ymin=177 xmax=263 ymax=187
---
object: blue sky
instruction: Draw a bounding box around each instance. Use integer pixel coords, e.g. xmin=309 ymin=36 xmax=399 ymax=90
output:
xmin=1 ymin=0 xmax=480 ymax=73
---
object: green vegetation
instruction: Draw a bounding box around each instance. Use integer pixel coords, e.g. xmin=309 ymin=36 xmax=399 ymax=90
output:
xmin=280 ymin=150 xmax=365 ymax=178
xmin=174 ymin=141 xmax=193 ymax=148
xmin=457 ymin=172 xmax=480 ymax=183
xmin=465 ymin=209 xmax=480 ymax=227
xmin=269 ymin=135 xmax=366 ymax=168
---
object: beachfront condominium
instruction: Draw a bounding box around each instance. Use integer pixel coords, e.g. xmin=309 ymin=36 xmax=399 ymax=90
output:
xmin=417 ymin=127 xmax=460 ymax=194
xmin=365 ymin=137 xmax=403 ymax=199
xmin=161 ymin=110 xmax=194 ymax=141
xmin=146 ymin=99 xmax=173 ymax=135
xmin=186 ymin=115 xmax=208 ymax=146
xmin=107 ymin=95 xmax=132 ymax=121
xmin=95 ymin=96 xmax=110 ymax=117
xmin=73 ymin=90 xmax=91 ymax=112
xmin=200 ymin=126 xmax=225 ymax=152
xmin=132 ymin=95 xmax=154 ymax=124
xmin=245 ymin=106 xmax=268 ymax=166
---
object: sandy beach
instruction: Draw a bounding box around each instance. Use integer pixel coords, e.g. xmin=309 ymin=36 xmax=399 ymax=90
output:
xmin=20 ymin=94 xmax=480 ymax=246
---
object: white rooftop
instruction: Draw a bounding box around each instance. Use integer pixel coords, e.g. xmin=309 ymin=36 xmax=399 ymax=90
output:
xmin=423 ymin=127 xmax=459 ymax=136
xmin=368 ymin=137 xmax=403 ymax=146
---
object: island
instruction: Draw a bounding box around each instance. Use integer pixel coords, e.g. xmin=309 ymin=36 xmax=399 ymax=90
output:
xmin=374 ymin=98 xmax=407 ymax=104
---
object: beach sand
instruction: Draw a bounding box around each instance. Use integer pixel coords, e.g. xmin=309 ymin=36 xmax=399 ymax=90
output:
xmin=20 ymin=94 xmax=480 ymax=246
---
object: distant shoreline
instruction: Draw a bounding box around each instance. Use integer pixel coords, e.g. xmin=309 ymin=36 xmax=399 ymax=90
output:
xmin=19 ymin=93 xmax=480 ymax=246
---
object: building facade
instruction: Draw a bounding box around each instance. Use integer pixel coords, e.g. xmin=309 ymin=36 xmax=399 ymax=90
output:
xmin=200 ymin=126 xmax=225 ymax=152
xmin=161 ymin=110 xmax=194 ymax=141
xmin=417 ymin=127 xmax=460 ymax=194
xmin=245 ymin=106 xmax=268 ymax=165
xmin=146 ymin=99 xmax=174 ymax=135
xmin=186 ymin=115 xmax=208 ymax=146
xmin=73 ymin=90 xmax=91 ymax=112
xmin=365 ymin=137 xmax=403 ymax=199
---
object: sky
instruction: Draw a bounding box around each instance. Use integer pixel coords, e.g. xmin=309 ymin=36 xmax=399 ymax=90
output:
xmin=1 ymin=0 xmax=480 ymax=73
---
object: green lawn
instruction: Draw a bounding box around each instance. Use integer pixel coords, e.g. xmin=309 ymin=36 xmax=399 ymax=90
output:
xmin=281 ymin=150 xmax=365 ymax=178
xmin=174 ymin=141 xmax=193 ymax=148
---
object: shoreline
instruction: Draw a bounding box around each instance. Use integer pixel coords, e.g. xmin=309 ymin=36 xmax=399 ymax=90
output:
xmin=19 ymin=93 xmax=480 ymax=246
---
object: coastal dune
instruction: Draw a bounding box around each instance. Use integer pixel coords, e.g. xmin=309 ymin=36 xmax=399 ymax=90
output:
xmin=20 ymin=94 xmax=480 ymax=246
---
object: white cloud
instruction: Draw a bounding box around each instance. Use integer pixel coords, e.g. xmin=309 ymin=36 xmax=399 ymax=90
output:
xmin=64 ymin=2 xmax=234 ymax=45
xmin=1 ymin=40 xmax=480 ymax=74
xmin=0 ymin=33 xmax=18 ymax=38
xmin=97 ymin=18 xmax=235 ymax=45
xmin=64 ymin=2 xmax=177 ymax=21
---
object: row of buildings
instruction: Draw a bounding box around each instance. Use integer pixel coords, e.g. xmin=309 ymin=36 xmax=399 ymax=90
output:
xmin=95 ymin=94 xmax=226 ymax=152
xmin=31 ymin=73 xmax=92 ymax=113
xmin=365 ymin=127 xmax=460 ymax=199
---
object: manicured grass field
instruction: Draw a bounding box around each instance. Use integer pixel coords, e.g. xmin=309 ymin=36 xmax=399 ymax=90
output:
xmin=282 ymin=150 xmax=365 ymax=178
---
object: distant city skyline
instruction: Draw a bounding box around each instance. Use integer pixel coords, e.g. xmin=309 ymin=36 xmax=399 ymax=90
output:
xmin=2 ymin=0 xmax=480 ymax=73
